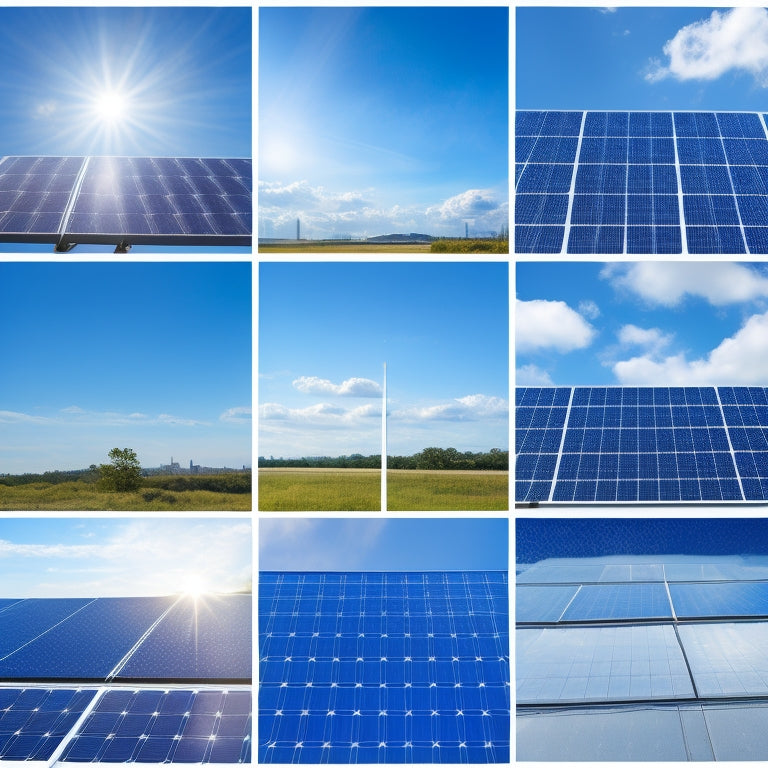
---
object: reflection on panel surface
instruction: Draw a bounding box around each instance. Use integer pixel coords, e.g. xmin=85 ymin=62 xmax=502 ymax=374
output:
xmin=561 ymin=583 xmax=672 ymax=621
xmin=517 ymin=625 xmax=694 ymax=704
xmin=679 ymin=622 xmax=768 ymax=697
xmin=515 ymin=585 xmax=578 ymax=623
xmin=670 ymin=581 xmax=768 ymax=618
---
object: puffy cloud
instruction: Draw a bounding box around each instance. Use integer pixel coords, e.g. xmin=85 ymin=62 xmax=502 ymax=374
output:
xmin=646 ymin=7 xmax=768 ymax=85
xmin=617 ymin=324 xmax=673 ymax=353
xmin=259 ymin=401 xmax=380 ymax=424
xmin=516 ymin=364 xmax=554 ymax=387
xmin=427 ymin=189 xmax=501 ymax=220
xmin=602 ymin=262 xmax=768 ymax=307
xmin=613 ymin=310 xmax=768 ymax=385
xmin=516 ymin=299 xmax=596 ymax=353
xmin=293 ymin=376 xmax=382 ymax=397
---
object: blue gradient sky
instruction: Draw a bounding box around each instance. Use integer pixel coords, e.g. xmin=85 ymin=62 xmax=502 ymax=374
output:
xmin=0 ymin=518 xmax=251 ymax=597
xmin=259 ymin=518 xmax=508 ymax=572
xmin=1 ymin=263 xmax=251 ymax=473
xmin=259 ymin=262 xmax=509 ymax=458
xmin=518 ymin=7 xmax=768 ymax=111
xmin=259 ymin=6 xmax=508 ymax=239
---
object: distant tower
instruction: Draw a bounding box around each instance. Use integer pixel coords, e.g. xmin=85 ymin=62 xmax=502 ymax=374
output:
xmin=465 ymin=222 xmax=469 ymax=238
xmin=190 ymin=459 xmax=193 ymax=470
xmin=297 ymin=218 xmax=300 ymax=240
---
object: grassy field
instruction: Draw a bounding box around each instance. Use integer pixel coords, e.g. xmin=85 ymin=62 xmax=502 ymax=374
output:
xmin=259 ymin=242 xmax=432 ymax=253
xmin=0 ymin=480 xmax=251 ymax=511
xmin=258 ymin=468 xmax=508 ymax=511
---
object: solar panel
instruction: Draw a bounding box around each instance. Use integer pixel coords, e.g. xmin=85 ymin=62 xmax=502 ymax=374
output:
xmin=258 ymin=571 xmax=510 ymax=764
xmin=515 ymin=386 xmax=768 ymax=502
xmin=560 ymin=583 xmax=672 ymax=621
xmin=0 ymin=155 xmax=251 ymax=250
xmin=515 ymin=111 xmax=768 ymax=253
xmin=516 ymin=585 xmax=578 ymax=623
xmin=116 ymin=594 xmax=252 ymax=681
xmin=517 ymin=624 xmax=694 ymax=704
xmin=0 ymin=688 xmax=97 ymax=761
xmin=60 ymin=688 xmax=251 ymax=764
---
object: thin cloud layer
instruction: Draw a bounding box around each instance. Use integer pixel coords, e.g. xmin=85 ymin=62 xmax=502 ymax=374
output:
xmin=516 ymin=364 xmax=554 ymax=387
xmin=613 ymin=310 xmax=768 ymax=385
xmin=516 ymin=299 xmax=596 ymax=353
xmin=393 ymin=394 xmax=508 ymax=422
xmin=259 ymin=181 xmax=508 ymax=238
xmin=646 ymin=7 xmax=768 ymax=85
xmin=602 ymin=262 xmax=768 ymax=307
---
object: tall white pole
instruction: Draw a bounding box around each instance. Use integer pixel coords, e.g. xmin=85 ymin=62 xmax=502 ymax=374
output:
xmin=381 ymin=362 xmax=387 ymax=512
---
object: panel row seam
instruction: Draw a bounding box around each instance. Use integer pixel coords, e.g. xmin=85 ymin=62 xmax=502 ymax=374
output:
xmin=548 ymin=387 xmax=574 ymax=503
xmin=561 ymin=111 xmax=586 ymax=254
xmin=715 ymin=386 xmax=746 ymax=501
xmin=672 ymin=113 xmax=688 ymax=254
xmin=715 ymin=113 xmax=750 ymax=254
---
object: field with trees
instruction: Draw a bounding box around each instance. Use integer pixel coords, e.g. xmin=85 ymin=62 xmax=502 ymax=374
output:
xmin=0 ymin=448 xmax=251 ymax=510
xmin=258 ymin=448 xmax=508 ymax=511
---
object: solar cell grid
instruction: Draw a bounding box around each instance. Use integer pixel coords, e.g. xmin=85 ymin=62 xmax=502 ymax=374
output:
xmin=259 ymin=572 xmax=510 ymax=764
xmin=515 ymin=111 xmax=768 ymax=253
xmin=0 ymin=155 xmax=251 ymax=247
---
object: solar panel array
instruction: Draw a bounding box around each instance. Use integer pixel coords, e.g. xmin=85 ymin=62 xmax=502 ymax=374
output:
xmin=258 ymin=571 xmax=510 ymax=764
xmin=0 ymin=155 xmax=251 ymax=248
xmin=0 ymin=594 xmax=251 ymax=764
xmin=515 ymin=111 xmax=768 ymax=253
xmin=517 ymin=554 xmax=768 ymax=760
xmin=516 ymin=386 xmax=768 ymax=502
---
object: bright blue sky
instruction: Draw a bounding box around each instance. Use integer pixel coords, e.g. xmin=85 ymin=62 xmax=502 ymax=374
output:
xmin=0 ymin=263 xmax=251 ymax=473
xmin=0 ymin=6 xmax=251 ymax=254
xmin=259 ymin=262 xmax=508 ymax=458
xmin=259 ymin=7 xmax=508 ymax=239
xmin=259 ymin=518 xmax=508 ymax=572
xmin=517 ymin=261 xmax=768 ymax=387
xmin=518 ymin=7 xmax=768 ymax=110
xmin=0 ymin=518 xmax=251 ymax=597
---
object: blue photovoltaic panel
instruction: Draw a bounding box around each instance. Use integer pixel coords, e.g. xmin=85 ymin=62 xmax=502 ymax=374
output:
xmin=561 ymin=583 xmax=672 ymax=622
xmin=516 ymin=585 xmax=578 ymax=623
xmin=60 ymin=688 xmax=251 ymax=764
xmin=517 ymin=624 xmax=694 ymax=704
xmin=0 ymin=597 xmax=175 ymax=679
xmin=670 ymin=581 xmax=768 ymax=618
xmin=0 ymin=688 xmax=96 ymax=761
xmin=116 ymin=594 xmax=251 ymax=681
xmin=258 ymin=571 xmax=510 ymax=764
xmin=515 ymin=386 xmax=768 ymax=502
xmin=515 ymin=111 xmax=768 ymax=254
xmin=0 ymin=155 xmax=251 ymax=247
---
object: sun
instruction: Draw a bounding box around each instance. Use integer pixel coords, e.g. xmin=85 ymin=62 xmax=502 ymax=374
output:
xmin=92 ymin=88 xmax=129 ymax=124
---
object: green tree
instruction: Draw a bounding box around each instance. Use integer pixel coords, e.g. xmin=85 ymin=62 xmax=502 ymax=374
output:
xmin=99 ymin=447 xmax=142 ymax=492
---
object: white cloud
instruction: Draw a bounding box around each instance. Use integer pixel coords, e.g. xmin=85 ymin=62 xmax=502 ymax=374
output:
xmin=578 ymin=300 xmax=601 ymax=320
xmin=259 ymin=181 xmax=508 ymax=239
xmin=516 ymin=299 xmax=597 ymax=353
xmin=646 ymin=7 xmax=768 ymax=85
xmin=394 ymin=394 xmax=507 ymax=422
xmin=602 ymin=262 xmax=768 ymax=307
xmin=617 ymin=324 xmax=673 ymax=354
xmin=613 ymin=309 xmax=768 ymax=385
xmin=293 ymin=376 xmax=382 ymax=397
xmin=516 ymin=364 xmax=554 ymax=387
xmin=259 ymin=401 xmax=380 ymax=425
xmin=220 ymin=406 xmax=252 ymax=423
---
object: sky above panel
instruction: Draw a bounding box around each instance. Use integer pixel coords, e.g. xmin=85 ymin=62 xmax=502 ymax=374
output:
xmin=0 ymin=518 xmax=251 ymax=597
xmin=259 ymin=517 xmax=508 ymax=572
xmin=0 ymin=7 xmax=251 ymax=158
xmin=516 ymin=261 xmax=768 ymax=387
xmin=517 ymin=7 xmax=768 ymax=111
xmin=259 ymin=6 xmax=508 ymax=240
xmin=259 ymin=262 xmax=508 ymax=459
xmin=0 ymin=262 xmax=251 ymax=473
